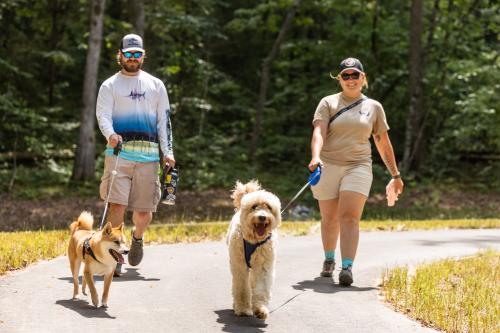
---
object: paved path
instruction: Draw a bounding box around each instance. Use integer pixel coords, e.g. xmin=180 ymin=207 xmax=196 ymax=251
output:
xmin=0 ymin=229 xmax=498 ymax=333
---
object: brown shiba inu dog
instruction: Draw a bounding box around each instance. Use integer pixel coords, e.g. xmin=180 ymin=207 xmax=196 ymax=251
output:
xmin=68 ymin=211 xmax=128 ymax=308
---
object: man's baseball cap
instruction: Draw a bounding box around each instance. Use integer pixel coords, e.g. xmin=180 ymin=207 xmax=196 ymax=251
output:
xmin=120 ymin=34 xmax=145 ymax=52
xmin=339 ymin=57 xmax=364 ymax=74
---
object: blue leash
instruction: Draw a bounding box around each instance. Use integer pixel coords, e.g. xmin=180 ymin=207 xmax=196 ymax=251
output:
xmin=281 ymin=165 xmax=322 ymax=215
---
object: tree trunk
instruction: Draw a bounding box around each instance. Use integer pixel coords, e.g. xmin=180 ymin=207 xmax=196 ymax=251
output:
xmin=370 ymin=0 xmax=380 ymax=70
xmin=128 ymin=0 xmax=145 ymax=36
xmin=47 ymin=0 xmax=69 ymax=106
xmin=402 ymin=0 xmax=424 ymax=174
xmin=72 ymin=0 xmax=106 ymax=181
xmin=409 ymin=0 xmax=440 ymax=169
xmin=429 ymin=0 xmax=454 ymax=137
xmin=249 ymin=0 xmax=301 ymax=160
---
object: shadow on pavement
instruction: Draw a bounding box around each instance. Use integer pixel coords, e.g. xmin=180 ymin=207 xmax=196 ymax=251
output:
xmin=292 ymin=277 xmax=377 ymax=293
xmin=58 ymin=268 xmax=160 ymax=283
xmin=55 ymin=299 xmax=116 ymax=319
xmin=215 ymin=309 xmax=267 ymax=333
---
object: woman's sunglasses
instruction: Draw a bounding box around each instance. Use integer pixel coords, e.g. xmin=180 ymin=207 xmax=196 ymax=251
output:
xmin=340 ymin=72 xmax=361 ymax=81
xmin=122 ymin=51 xmax=143 ymax=59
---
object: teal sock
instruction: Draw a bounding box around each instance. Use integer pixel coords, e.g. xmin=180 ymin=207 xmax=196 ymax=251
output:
xmin=342 ymin=258 xmax=353 ymax=269
xmin=324 ymin=251 xmax=335 ymax=261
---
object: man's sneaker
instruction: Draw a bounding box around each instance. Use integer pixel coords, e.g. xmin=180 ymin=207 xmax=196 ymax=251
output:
xmin=339 ymin=266 xmax=353 ymax=286
xmin=320 ymin=259 xmax=335 ymax=277
xmin=128 ymin=230 xmax=144 ymax=266
xmin=113 ymin=263 xmax=123 ymax=277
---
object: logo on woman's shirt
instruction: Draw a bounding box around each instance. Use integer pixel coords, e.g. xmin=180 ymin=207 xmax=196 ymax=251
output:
xmin=359 ymin=109 xmax=370 ymax=117
xmin=126 ymin=89 xmax=146 ymax=101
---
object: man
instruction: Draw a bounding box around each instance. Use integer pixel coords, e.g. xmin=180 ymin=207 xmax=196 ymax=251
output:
xmin=96 ymin=34 xmax=175 ymax=276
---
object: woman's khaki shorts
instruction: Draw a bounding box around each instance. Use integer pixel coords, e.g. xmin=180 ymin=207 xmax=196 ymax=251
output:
xmin=310 ymin=163 xmax=373 ymax=200
xmin=99 ymin=155 xmax=161 ymax=212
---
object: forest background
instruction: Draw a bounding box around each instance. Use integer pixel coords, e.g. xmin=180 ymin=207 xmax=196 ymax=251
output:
xmin=0 ymin=0 xmax=498 ymax=230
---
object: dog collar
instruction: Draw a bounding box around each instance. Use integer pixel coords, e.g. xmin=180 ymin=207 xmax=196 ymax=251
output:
xmin=243 ymin=234 xmax=272 ymax=269
xmin=83 ymin=235 xmax=101 ymax=263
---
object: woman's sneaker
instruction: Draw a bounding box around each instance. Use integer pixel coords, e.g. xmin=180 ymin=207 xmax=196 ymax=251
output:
xmin=320 ymin=260 xmax=335 ymax=277
xmin=339 ymin=266 xmax=353 ymax=286
xmin=128 ymin=230 xmax=144 ymax=266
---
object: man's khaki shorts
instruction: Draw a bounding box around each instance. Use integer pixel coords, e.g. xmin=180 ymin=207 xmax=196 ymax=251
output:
xmin=310 ymin=163 xmax=372 ymax=200
xmin=99 ymin=155 xmax=161 ymax=212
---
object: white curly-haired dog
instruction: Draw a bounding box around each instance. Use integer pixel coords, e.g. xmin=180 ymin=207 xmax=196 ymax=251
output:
xmin=226 ymin=180 xmax=281 ymax=320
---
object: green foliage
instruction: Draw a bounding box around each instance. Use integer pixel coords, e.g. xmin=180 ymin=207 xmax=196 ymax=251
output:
xmin=0 ymin=0 xmax=498 ymax=198
xmin=0 ymin=161 xmax=99 ymax=199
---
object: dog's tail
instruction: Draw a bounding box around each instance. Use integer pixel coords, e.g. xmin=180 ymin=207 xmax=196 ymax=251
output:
xmin=70 ymin=211 xmax=94 ymax=235
xmin=231 ymin=180 xmax=261 ymax=210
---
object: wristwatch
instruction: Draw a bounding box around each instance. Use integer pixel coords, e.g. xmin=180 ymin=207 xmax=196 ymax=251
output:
xmin=392 ymin=172 xmax=401 ymax=179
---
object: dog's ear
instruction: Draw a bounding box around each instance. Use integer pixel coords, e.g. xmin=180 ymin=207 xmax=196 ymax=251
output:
xmin=245 ymin=180 xmax=261 ymax=193
xmin=115 ymin=222 xmax=124 ymax=231
xmin=270 ymin=194 xmax=282 ymax=226
xmin=231 ymin=180 xmax=262 ymax=210
xmin=103 ymin=221 xmax=113 ymax=235
xmin=231 ymin=181 xmax=246 ymax=210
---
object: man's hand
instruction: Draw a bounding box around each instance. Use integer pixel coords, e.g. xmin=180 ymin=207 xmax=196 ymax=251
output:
xmin=108 ymin=134 xmax=122 ymax=148
xmin=163 ymin=155 xmax=176 ymax=170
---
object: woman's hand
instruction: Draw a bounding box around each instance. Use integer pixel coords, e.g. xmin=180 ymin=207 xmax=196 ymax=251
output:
xmin=308 ymin=157 xmax=324 ymax=172
xmin=392 ymin=177 xmax=404 ymax=195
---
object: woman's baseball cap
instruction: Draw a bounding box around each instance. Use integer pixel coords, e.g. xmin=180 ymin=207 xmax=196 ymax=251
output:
xmin=339 ymin=57 xmax=364 ymax=74
xmin=120 ymin=34 xmax=145 ymax=52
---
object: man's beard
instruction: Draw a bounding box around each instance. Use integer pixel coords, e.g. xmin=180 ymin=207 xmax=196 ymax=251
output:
xmin=120 ymin=58 xmax=142 ymax=73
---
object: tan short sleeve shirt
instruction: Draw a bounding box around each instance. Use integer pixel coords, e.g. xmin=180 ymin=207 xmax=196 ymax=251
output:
xmin=312 ymin=93 xmax=389 ymax=166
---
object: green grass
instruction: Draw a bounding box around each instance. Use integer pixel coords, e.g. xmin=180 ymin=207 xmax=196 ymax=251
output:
xmin=0 ymin=230 xmax=68 ymax=274
xmin=360 ymin=218 xmax=500 ymax=231
xmin=381 ymin=250 xmax=500 ymax=333
xmin=0 ymin=219 xmax=499 ymax=276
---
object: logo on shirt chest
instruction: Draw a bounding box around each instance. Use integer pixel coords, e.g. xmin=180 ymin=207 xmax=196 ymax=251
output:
xmin=126 ymin=89 xmax=146 ymax=101
xmin=359 ymin=109 xmax=370 ymax=117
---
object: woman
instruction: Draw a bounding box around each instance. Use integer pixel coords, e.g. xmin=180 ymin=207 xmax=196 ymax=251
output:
xmin=308 ymin=57 xmax=404 ymax=286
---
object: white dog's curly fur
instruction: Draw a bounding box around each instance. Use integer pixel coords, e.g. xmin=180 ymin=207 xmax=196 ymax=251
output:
xmin=226 ymin=180 xmax=281 ymax=320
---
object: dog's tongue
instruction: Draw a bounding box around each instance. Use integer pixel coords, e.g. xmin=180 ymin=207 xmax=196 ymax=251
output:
xmin=256 ymin=224 xmax=267 ymax=236
xmin=110 ymin=250 xmax=125 ymax=264
xmin=117 ymin=253 xmax=125 ymax=264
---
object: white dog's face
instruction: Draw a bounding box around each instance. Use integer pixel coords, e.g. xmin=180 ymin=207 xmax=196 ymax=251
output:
xmin=240 ymin=191 xmax=281 ymax=242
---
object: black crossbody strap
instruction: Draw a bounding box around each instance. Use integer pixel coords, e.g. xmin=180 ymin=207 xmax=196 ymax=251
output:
xmin=328 ymin=97 xmax=367 ymax=125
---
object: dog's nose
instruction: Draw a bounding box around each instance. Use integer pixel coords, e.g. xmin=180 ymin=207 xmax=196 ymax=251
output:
xmin=258 ymin=215 xmax=267 ymax=222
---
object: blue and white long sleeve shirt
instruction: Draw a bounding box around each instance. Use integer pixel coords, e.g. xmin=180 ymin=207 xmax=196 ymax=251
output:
xmin=96 ymin=70 xmax=173 ymax=162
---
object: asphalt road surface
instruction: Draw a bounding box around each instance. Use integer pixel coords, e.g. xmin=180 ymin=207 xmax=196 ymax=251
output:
xmin=1 ymin=228 xmax=498 ymax=333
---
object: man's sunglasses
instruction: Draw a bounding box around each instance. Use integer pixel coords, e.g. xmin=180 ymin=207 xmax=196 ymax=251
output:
xmin=340 ymin=72 xmax=361 ymax=81
xmin=122 ymin=51 xmax=143 ymax=59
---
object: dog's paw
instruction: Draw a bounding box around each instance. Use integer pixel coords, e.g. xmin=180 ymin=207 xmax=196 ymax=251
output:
xmin=254 ymin=306 xmax=269 ymax=320
xmin=234 ymin=308 xmax=253 ymax=317
xmin=100 ymin=303 xmax=108 ymax=309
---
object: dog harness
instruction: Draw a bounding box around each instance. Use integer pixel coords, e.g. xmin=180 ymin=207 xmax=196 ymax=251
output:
xmin=243 ymin=234 xmax=272 ymax=269
xmin=83 ymin=235 xmax=101 ymax=263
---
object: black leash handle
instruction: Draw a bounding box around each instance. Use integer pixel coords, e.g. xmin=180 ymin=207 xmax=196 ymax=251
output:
xmin=114 ymin=141 xmax=122 ymax=156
